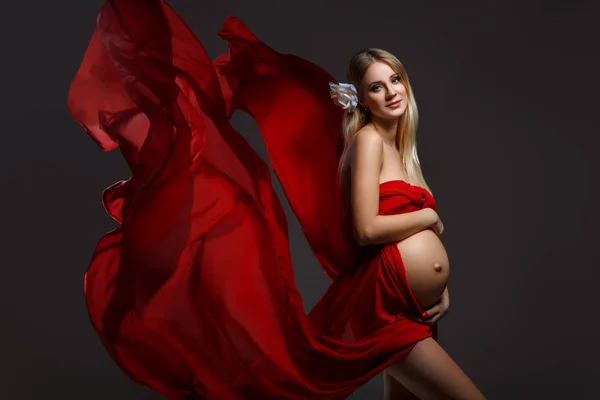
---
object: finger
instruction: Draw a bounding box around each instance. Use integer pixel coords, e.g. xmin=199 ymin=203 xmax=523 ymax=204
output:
xmin=420 ymin=311 xmax=439 ymax=323
xmin=414 ymin=315 xmax=430 ymax=323
xmin=423 ymin=308 xmax=443 ymax=320
xmin=416 ymin=306 xmax=443 ymax=323
xmin=425 ymin=311 xmax=446 ymax=324
xmin=421 ymin=306 xmax=441 ymax=318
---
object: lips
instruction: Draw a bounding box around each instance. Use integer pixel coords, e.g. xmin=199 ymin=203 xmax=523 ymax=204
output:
xmin=386 ymin=99 xmax=402 ymax=107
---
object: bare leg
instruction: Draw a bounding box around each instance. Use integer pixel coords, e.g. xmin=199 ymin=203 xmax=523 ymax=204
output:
xmin=384 ymin=324 xmax=438 ymax=399
xmin=386 ymin=337 xmax=485 ymax=400
xmin=384 ymin=370 xmax=419 ymax=399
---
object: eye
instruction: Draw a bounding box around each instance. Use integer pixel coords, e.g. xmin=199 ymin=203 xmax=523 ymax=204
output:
xmin=370 ymin=76 xmax=401 ymax=92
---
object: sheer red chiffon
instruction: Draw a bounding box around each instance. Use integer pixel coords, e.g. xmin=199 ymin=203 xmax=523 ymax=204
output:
xmin=67 ymin=1 xmax=437 ymax=398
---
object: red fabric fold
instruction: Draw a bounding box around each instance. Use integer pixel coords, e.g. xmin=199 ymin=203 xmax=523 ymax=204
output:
xmin=68 ymin=1 xmax=438 ymax=398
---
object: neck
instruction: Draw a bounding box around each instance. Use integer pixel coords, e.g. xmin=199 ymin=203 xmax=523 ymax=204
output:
xmin=370 ymin=115 xmax=399 ymax=146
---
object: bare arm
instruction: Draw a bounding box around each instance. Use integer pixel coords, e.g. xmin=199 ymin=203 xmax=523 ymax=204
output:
xmin=350 ymin=129 xmax=435 ymax=246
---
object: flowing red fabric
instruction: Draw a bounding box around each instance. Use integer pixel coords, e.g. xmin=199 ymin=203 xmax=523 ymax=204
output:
xmin=67 ymin=1 xmax=438 ymax=398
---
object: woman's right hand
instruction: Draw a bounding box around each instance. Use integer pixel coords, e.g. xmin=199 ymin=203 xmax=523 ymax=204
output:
xmin=424 ymin=208 xmax=444 ymax=237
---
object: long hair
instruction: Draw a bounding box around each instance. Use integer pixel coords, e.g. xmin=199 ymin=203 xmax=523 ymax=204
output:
xmin=338 ymin=48 xmax=432 ymax=202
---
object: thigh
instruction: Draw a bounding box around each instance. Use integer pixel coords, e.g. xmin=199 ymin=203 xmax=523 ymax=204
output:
xmin=383 ymin=370 xmax=418 ymax=400
xmin=383 ymin=324 xmax=438 ymax=400
xmin=387 ymin=337 xmax=485 ymax=400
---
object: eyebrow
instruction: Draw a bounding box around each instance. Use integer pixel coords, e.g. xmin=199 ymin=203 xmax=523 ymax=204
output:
xmin=368 ymin=74 xmax=399 ymax=87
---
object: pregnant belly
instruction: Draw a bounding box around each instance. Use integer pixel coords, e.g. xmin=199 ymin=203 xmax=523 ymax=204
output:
xmin=396 ymin=228 xmax=450 ymax=310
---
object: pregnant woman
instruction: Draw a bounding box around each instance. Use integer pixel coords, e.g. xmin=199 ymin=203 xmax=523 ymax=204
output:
xmin=332 ymin=50 xmax=485 ymax=399
xmin=68 ymin=0 xmax=485 ymax=398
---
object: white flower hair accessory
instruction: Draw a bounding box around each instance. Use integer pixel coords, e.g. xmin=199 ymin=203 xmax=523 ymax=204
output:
xmin=329 ymin=82 xmax=358 ymax=113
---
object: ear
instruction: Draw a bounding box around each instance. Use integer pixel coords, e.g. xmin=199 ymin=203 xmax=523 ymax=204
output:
xmin=358 ymin=94 xmax=366 ymax=108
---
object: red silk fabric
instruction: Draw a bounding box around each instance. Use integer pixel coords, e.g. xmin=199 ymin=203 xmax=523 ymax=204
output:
xmin=68 ymin=1 xmax=437 ymax=398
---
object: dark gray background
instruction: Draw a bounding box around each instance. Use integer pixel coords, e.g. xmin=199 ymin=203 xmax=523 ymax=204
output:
xmin=3 ymin=0 xmax=599 ymax=398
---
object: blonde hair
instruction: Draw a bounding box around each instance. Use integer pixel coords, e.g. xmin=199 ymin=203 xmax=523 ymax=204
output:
xmin=338 ymin=48 xmax=432 ymax=201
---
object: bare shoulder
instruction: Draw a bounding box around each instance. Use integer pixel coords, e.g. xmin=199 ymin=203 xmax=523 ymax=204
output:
xmin=351 ymin=125 xmax=384 ymax=188
xmin=349 ymin=125 xmax=384 ymax=244
xmin=354 ymin=125 xmax=381 ymax=146
xmin=350 ymin=125 xmax=383 ymax=159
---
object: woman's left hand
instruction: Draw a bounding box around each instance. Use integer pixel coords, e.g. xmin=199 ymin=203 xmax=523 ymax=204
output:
xmin=417 ymin=287 xmax=450 ymax=325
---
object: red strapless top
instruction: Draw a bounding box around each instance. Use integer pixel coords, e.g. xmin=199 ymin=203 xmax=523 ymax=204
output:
xmin=379 ymin=179 xmax=437 ymax=215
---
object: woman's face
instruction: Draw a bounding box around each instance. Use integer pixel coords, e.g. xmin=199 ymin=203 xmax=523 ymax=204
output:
xmin=360 ymin=61 xmax=408 ymax=120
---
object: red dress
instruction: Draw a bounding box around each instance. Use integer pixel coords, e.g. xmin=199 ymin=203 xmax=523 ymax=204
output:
xmin=67 ymin=1 xmax=438 ymax=398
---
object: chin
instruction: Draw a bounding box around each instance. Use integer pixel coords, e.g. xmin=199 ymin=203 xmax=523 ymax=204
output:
xmin=380 ymin=108 xmax=407 ymax=119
